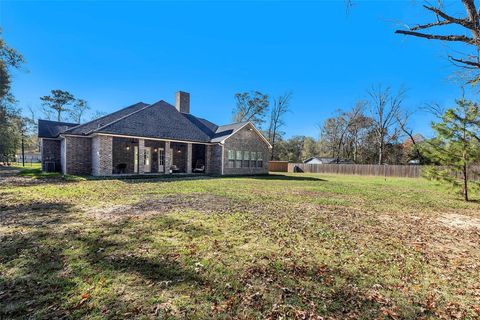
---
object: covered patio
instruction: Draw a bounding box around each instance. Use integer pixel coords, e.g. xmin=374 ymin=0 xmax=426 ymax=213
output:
xmin=111 ymin=137 xmax=207 ymax=175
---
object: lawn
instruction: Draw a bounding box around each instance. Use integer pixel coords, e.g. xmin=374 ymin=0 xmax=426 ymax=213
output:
xmin=1 ymin=167 xmax=479 ymax=319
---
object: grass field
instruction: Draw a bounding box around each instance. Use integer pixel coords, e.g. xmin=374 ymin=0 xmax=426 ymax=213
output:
xmin=1 ymin=166 xmax=479 ymax=319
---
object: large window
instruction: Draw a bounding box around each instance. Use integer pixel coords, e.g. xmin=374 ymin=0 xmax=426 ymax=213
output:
xmin=243 ymin=151 xmax=250 ymax=167
xmin=250 ymin=151 xmax=257 ymax=168
xmin=235 ymin=150 xmax=243 ymax=168
xmin=227 ymin=149 xmax=235 ymax=168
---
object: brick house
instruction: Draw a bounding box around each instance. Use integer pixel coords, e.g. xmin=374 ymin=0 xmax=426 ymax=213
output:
xmin=38 ymin=91 xmax=271 ymax=176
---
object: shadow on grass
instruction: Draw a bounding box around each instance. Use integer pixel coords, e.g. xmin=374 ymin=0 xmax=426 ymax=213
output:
xmin=0 ymin=201 xmax=77 ymax=318
xmin=226 ymin=173 xmax=327 ymax=182
xmin=0 ymin=203 xmax=208 ymax=319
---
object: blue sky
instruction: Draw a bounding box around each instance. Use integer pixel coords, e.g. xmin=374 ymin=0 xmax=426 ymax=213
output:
xmin=1 ymin=0 xmax=472 ymax=138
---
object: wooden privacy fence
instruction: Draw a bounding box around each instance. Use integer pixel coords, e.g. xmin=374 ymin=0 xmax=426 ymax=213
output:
xmin=268 ymin=161 xmax=289 ymax=172
xmin=287 ymin=163 xmax=480 ymax=180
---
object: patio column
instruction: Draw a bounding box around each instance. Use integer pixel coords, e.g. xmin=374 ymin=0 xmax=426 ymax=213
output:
xmin=186 ymin=143 xmax=192 ymax=173
xmin=92 ymin=135 xmax=112 ymax=176
xmin=165 ymin=141 xmax=172 ymax=173
xmin=205 ymin=145 xmax=211 ymax=174
xmin=138 ymin=138 xmax=145 ymax=174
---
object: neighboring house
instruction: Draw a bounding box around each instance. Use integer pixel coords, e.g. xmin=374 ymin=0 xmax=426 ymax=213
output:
xmin=38 ymin=91 xmax=271 ymax=176
xmin=303 ymin=157 xmax=336 ymax=165
xmin=303 ymin=157 xmax=354 ymax=164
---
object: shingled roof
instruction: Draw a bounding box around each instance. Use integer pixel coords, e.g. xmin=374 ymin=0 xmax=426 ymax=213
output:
xmin=64 ymin=102 xmax=149 ymax=135
xmin=38 ymin=99 xmax=268 ymax=145
xmin=38 ymin=119 xmax=78 ymax=139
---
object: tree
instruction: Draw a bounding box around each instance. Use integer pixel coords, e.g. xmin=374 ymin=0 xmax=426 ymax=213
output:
xmin=421 ymin=99 xmax=480 ymax=201
xmin=301 ymin=137 xmax=320 ymax=160
xmin=0 ymin=29 xmax=25 ymax=101
xmin=345 ymin=104 xmax=372 ymax=163
xmin=69 ymin=99 xmax=89 ymax=123
xmin=395 ymin=1 xmax=480 ymax=84
xmin=320 ymin=113 xmax=346 ymax=159
xmin=0 ymin=102 xmax=21 ymax=163
xmin=396 ymin=109 xmax=425 ymax=163
xmin=367 ymin=85 xmax=404 ymax=164
xmin=40 ymin=90 xmax=75 ymax=121
xmin=268 ymin=92 xmax=292 ymax=160
xmin=319 ymin=102 xmax=370 ymax=162
xmin=232 ymin=91 xmax=269 ymax=128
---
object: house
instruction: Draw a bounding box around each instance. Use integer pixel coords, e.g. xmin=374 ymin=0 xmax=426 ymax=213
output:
xmin=303 ymin=157 xmax=336 ymax=165
xmin=303 ymin=157 xmax=354 ymax=164
xmin=38 ymin=91 xmax=271 ymax=176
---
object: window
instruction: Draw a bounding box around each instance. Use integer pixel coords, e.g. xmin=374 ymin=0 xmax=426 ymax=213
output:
xmin=251 ymin=151 xmax=257 ymax=167
xmin=134 ymin=146 xmax=139 ymax=173
xmin=227 ymin=149 xmax=235 ymax=168
xmin=257 ymin=152 xmax=263 ymax=168
xmin=243 ymin=151 xmax=250 ymax=167
xmin=235 ymin=150 xmax=242 ymax=168
xmin=158 ymin=149 xmax=165 ymax=166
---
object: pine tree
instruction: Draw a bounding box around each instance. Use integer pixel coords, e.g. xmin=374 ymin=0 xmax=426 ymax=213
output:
xmin=422 ymin=99 xmax=480 ymax=201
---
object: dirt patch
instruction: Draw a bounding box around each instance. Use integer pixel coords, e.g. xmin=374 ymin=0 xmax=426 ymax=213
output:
xmin=89 ymin=194 xmax=257 ymax=220
xmin=438 ymin=213 xmax=480 ymax=230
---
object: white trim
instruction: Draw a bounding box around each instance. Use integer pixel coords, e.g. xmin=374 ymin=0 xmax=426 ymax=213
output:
xmin=40 ymin=137 xmax=62 ymax=141
xmin=221 ymin=144 xmax=225 ymax=175
xmin=220 ymin=122 xmax=272 ymax=148
xmin=61 ymin=138 xmax=67 ymax=175
xmin=59 ymin=134 xmax=91 ymax=139
xmin=91 ymin=133 xmax=214 ymax=145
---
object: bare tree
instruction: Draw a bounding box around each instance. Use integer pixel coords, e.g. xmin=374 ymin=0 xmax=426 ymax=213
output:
xmin=232 ymin=91 xmax=269 ymax=128
xmin=395 ymin=109 xmax=425 ymax=163
xmin=395 ymin=1 xmax=480 ymax=83
xmin=69 ymin=99 xmax=89 ymax=123
xmin=344 ymin=101 xmax=370 ymax=162
xmin=367 ymin=85 xmax=405 ymax=164
xmin=268 ymin=92 xmax=292 ymax=160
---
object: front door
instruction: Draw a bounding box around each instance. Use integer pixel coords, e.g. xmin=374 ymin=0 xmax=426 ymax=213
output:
xmin=144 ymin=147 xmax=152 ymax=173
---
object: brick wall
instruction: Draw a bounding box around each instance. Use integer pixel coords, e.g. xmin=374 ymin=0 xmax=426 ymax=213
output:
xmin=206 ymin=144 xmax=223 ymax=175
xmin=41 ymin=139 xmax=61 ymax=172
xmin=64 ymin=136 xmax=92 ymax=175
xmin=92 ymin=135 xmax=113 ymax=176
xmin=222 ymin=124 xmax=270 ymax=175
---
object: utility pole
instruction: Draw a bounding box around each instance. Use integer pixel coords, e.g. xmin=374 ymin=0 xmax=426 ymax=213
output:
xmin=21 ymin=131 xmax=25 ymax=167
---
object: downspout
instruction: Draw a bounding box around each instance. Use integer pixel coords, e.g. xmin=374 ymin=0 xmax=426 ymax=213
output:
xmin=221 ymin=143 xmax=225 ymax=175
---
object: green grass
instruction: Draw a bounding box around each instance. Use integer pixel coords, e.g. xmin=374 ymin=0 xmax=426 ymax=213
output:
xmin=1 ymin=171 xmax=479 ymax=319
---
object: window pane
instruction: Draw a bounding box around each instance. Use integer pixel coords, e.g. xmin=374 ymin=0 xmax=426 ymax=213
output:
xmin=244 ymin=151 xmax=250 ymax=160
xmin=228 ymin=150 xmax=235 ymax=160
xmin=251 ymin=152 xmax=256 ymax=161
xmin=236 ymin=151 xmax=243 ymax=160
xmin=257 ymin=152 xmax=263 ymax=160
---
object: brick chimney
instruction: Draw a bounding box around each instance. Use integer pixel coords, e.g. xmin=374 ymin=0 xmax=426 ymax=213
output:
xmin=175 ymin=91 xmax=190 ymax=113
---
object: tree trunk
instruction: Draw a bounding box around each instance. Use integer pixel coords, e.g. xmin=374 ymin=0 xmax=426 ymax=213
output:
xmin=463 ymin=163 xmax=469 ymax=201
xmin=378 ymin=142 xmax=383 ymax=165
